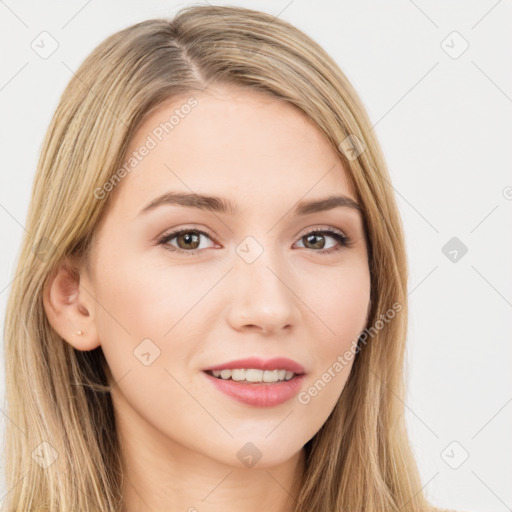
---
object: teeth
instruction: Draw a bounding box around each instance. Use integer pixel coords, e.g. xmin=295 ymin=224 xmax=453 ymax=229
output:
xmin=232 ymin=369 xmax=245 ymax=381
xmin=263 ymin=370 xmax=279 ymax=382
xmin=220 ymin=369 xmax=231 ymax=380
xmin=245 ymin=369 xmax=263 ymax=382
xmin=209 ymin=368 xmax=296 ymax=382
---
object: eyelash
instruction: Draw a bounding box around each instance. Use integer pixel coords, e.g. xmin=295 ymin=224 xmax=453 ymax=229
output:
xmin=156 ymin=226 xmax=354 ymax=257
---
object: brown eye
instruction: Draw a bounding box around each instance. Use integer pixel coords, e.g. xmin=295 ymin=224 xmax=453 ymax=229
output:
xmin=158 ymin=228 xmax=215 ymax=256
xmin=295 ymin=229 xmax=351 ymax=254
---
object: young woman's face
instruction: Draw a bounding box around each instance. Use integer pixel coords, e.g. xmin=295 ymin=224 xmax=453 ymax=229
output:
xmin=85 ymin=84 xmax=371 ymax=468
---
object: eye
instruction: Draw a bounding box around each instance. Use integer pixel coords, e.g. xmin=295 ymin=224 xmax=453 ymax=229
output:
xmin=157 ymin=228 xmax=217 ymax=256
xmin=294 ymin=228 xmax=353 ymax=254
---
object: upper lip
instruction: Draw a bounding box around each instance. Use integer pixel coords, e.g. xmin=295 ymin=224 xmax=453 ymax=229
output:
xmin=203 ymin=357 xmax=306 ymax=374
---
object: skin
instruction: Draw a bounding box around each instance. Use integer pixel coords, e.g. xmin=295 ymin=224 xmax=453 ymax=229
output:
xmin=44 ymin=83 xmax=371 ymax=512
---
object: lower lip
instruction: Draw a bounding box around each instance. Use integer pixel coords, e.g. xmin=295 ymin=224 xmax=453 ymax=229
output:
xmin=203 ymin=371 xmax=306 ymax=407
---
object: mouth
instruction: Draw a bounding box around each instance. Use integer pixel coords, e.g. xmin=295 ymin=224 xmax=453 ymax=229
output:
xmin=203 ymin=368 xmax=300 ymax=383
xmin=202 ymin=363 xmax=306 ymax=407
xmin=201 ymin=356 xmax=307 ymax=407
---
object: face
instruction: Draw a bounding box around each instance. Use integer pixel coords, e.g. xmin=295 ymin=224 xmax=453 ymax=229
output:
xmin=82 ymin=84 xmax=370 ymax=469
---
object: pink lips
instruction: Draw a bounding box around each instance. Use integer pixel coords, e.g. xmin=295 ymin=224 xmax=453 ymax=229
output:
xmin=202 ymin=356 xmax=306 ymax=408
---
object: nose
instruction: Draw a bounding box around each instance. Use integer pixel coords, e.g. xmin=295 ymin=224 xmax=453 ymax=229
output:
xmin=226 ymin=246 xmax=299 ymax=336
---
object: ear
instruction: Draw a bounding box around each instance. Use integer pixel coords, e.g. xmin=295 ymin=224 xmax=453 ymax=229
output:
xmin=43 ymin=258 xmax=101 ymax=351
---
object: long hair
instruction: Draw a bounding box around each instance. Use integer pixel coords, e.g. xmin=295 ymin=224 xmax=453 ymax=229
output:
xmin=3 ymin=5 xmax=437 ymax=511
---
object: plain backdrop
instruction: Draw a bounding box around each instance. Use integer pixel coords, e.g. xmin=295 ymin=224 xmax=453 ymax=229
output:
xmin=1 ymin=1 xmax=511 ymax=511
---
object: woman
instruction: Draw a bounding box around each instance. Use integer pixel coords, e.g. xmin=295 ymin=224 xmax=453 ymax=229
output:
xmin=3 ymin=5 xmax=462 ymax=511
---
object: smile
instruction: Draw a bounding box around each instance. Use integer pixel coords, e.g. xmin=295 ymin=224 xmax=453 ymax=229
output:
xmin=206 ymin=368 xmax=295 ymax=383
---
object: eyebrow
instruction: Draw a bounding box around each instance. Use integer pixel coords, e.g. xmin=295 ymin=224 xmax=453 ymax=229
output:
xmin=138 ymin=191 xmax=362 ymax=217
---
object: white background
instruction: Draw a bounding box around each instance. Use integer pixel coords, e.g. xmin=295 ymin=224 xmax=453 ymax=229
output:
xmin=1 ymin=1 xmax=511 ymax=511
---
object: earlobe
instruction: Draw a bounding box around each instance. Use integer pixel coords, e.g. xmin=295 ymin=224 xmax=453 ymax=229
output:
xmin=43 ymin=259 xmax=101 ymax=351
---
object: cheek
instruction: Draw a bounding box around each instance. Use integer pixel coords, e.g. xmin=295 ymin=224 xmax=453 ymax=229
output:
xmin=288 ymin=262 xmax=370 ymax=431
xmin=299 ymin=260 xmax=371 ymax=344
xmin=90 ymin=251 xmax=226 ymax=395
xmin=91 ymin=255 xmax=215 ymax=448
xmin=92 ymin=250 xmax=217 ymax=342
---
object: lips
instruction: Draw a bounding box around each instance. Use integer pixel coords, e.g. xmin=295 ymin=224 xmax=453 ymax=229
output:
xmin=203 ymin=371 xmax=306 ymax=407
xmin=202 ymin=356 xmax=307 ymax=407
xmin=202 ymin=356 xmax=306 ymax=374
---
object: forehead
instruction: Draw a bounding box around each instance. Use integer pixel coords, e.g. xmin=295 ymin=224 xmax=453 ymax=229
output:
xmin=110 ymin=84 xmax=357 ymax=218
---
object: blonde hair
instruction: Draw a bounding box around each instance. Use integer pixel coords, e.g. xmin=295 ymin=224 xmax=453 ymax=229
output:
xmin=3 ymin=5 xmax=438 ymax=511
